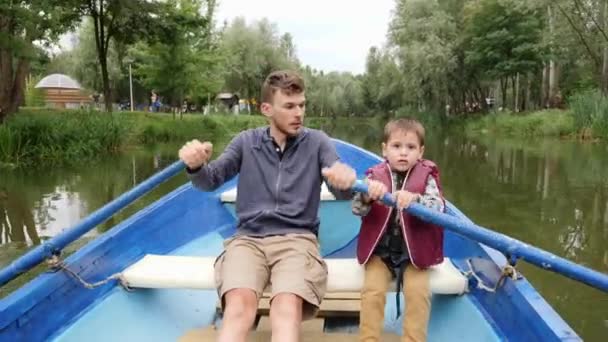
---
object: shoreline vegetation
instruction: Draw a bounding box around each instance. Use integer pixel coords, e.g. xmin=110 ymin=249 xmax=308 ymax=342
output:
xmin=1 ymin=99 xmax=607 ymax=169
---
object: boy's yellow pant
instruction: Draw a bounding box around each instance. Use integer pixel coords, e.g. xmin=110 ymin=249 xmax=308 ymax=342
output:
xmin=359 ymin=256 xmax=431 ymax=342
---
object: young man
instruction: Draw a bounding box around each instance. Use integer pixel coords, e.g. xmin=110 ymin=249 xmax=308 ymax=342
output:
xmin=178 ymin=70 xmax=357 ymax=342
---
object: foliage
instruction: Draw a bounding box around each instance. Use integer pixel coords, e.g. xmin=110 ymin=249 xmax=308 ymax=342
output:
xmin=569 ymin=89 xmax=608 ymax=137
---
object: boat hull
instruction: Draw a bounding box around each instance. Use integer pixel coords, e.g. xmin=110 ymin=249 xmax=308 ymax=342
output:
xmin=0 ymin=140 xmax=579 ymax=341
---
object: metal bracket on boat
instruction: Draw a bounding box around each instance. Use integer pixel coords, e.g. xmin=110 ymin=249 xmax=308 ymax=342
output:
xmin=45 ymin=254 xmax=132 ymax=291
xmin=463 ymin=257 xmax=521 ymax=293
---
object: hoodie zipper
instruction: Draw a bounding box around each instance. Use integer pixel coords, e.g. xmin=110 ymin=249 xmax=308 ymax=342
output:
xmin=399 ymin=167 xmax=416 ymax=268
xmin=275 ymin=159 xmax=282 ymax=210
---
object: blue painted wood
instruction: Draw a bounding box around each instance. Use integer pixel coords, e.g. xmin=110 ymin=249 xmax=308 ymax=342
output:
xmin=0 ymin=138 xmax=583 ymax=341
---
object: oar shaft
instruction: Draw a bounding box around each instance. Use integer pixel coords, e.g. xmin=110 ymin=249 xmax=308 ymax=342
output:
xmin=351 ymin=181 xmax=608 ymax=293
xmin=0 ymin=160 xmax=187 ymax=287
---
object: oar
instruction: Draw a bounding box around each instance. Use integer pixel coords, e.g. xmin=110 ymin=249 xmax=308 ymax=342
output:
xmin=351 ymin=180 xmax=608 ymax=293
xmin=0 ymin=160 xmax=187 ymax=287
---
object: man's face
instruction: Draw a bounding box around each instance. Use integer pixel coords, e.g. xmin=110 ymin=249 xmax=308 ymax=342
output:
xmin=261 ymin=90 xmax=306 ymax=137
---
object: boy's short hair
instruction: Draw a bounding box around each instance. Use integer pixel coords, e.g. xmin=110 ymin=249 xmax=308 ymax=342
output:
xmin=383 ymin=118 xmax=426 ymax=146
xmin=261 ymin=70 xmax=305 ymax=104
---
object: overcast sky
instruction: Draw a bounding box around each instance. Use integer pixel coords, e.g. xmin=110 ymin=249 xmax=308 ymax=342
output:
xmin=215 ymin=0 xmax=395 ymax=74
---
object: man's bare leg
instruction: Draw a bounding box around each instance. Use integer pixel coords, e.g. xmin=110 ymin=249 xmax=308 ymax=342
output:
xmin=270 ymin=293 xmax=303 ymax=342
xmin=217 ymin=288 xmax=258 ymax=342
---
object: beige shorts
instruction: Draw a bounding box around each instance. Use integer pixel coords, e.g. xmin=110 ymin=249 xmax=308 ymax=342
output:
xmin=214 ymin=233 xmax=328 ymax=319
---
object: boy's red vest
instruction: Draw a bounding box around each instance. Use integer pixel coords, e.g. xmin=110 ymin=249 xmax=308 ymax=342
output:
xmin=356 ymin=159 xmax=445 ymax=269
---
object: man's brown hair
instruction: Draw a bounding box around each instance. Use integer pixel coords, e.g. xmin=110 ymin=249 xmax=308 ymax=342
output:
xmin=383 ymin=118 xmax=426 ymax=146
xmin=261 ymin=70 xmax=305 ymax=104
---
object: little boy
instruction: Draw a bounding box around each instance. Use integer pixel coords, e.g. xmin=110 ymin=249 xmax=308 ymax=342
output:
xmin=352 ymin=118 xmax=445 ymax=342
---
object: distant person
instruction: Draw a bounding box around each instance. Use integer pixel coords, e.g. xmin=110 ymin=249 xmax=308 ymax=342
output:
xmin=352 ymin=118 xmax=446 ymax=342
xmin=150 ymin=91 xmax=158 ymax=112
xmin=178 ymin=70 xmax=357 ymax=342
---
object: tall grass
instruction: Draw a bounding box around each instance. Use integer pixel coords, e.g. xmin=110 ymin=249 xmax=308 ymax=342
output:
xmin=569 ymin=90 xmax=608 ymax=138
xmin=0 ymin=110 xmax=270 ymax=167
xmin=136 ymin=114 xmax=267 ymax=144
xmin=464 ymin=110 xmax=574 ymax=137
xmin=0 ymin=111 xmax=131 ymax=167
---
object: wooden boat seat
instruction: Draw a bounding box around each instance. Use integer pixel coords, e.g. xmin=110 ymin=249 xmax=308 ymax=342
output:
xmin=179 ymin=316 xmax=402 ymax=341
xmin=120 ymin=254 xmax=468 ymax=295
xmin=179 ymin=327 xmax=401 ymax=341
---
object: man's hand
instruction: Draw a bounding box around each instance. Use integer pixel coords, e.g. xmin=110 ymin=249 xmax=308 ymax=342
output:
xmin=393 ymin=190 xmax=419 ymax=210
xmin=322 ymin=161 xmax=357 ymax=190
xmin=178 ymin=139 xmax=213 ymax=170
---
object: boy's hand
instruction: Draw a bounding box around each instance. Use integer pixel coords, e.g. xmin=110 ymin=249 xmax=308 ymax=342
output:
xmin=393 ymin=190 xmax=419 ymax=210
xmin=179 ymin=139 xmax=213 ymax=169
xmin=322 ymin=161 xmax=357 ymax=190
xmin=366 ymin=180 xmax=388 ymax=201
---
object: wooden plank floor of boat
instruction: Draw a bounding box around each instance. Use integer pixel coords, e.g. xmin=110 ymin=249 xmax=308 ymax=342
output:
xmin=179 ymin=292 xmax=400 ymax=341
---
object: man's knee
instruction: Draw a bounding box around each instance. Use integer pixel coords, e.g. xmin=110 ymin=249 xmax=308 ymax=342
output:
xmin=223 ymin=288 xmax=258 ymax=323
xmin=270 ymin=293 xmax=303 ymax=323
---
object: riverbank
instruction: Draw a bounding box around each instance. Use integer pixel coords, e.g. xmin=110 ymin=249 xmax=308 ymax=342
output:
xmin=463 ymin=90 xmax=608 ymax=140
xmin=2 ymin=106 xmax=605 ymax=168
xmin=1 ymin=109 xmax=374 ymax=168
xmin=462 ymin=110 xmax=576 ymax=138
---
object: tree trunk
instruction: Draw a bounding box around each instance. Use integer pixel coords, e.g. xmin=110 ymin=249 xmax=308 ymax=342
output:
xmin=547 ymin=5 xmax=560 ymax=105
xmin=549 ymin=61 xmax=559 ymax=106
xmin=541 ymin=64 xmax=549 ymax=108
xmin=9 ymin=59 xmax=29 ymax=114
xmin=514 ymin=73 xmax=520 ymax=112
xmin=602 ymin=1 xmax=608 ymax=94
xmin=525 ymin=73 xmax=532 ymax=111
xmin=91 ymin=0 xmax=113 ymax=112
xmin=100 ymin=54 xmax=112 ymax=112
xmin=511 ymin=76 xmax=517 ymax=111
xmin=0 ymin=51 xmax=30 ymax=122
xmin=500 ymin=78 xmax=507 ymax=109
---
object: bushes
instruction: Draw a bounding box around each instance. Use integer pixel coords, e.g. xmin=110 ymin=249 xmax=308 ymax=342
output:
xmin=0 ymin=110 xmax=130 ymax=167
xmin=0 ymin=110 xmax=268 ymax=167
xmin=464 ymin=110 xmax=574 ymax=137
xmin=569 ymin=90 xmax=608 ymax=138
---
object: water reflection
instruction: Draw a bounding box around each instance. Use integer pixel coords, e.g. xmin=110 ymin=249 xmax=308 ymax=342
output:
xmin=0 ymin=145 xmax=186 ymax=257
xmin=0 ymin=188 xmax=40 ymax=247
xmin=431 ymin=133 xmax=608 ymax=340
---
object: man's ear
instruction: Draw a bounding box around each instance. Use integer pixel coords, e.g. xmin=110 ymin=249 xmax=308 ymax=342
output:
xmin=260 ymin=102 xmax=272 ymax=118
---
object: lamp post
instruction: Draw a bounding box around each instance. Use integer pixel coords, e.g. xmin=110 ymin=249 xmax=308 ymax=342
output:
xmin=125 ymin=57 xmax=134 ymax=112
xmin=129 ymin=63 xmax=134 ymax=112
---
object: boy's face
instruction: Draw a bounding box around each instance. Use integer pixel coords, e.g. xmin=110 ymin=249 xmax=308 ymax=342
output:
xmin=261 ymin=90 xmax=305 ymax=137
xmin=382 ymin=130 xmax=424 ymax=172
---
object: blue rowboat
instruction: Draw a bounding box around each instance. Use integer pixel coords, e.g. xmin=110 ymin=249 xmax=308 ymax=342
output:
xmin=1 ymin=138 xmax=605 ymax=341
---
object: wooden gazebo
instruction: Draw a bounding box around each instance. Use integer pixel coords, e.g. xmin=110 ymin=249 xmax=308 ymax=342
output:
xmin=35 ymin=74 xmax=92 ymax=109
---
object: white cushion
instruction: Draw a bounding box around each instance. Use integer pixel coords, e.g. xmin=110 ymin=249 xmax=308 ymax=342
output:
xmin=220 ymin=183 xmax=336 ymax=203
xmin=121 ymin=254 xmax=468 ymax=295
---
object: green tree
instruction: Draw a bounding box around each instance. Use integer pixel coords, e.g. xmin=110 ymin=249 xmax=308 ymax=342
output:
xmin=389 ymin=0 xmax=457 ymax=113
xmin=464 ymin=0 xmax=545 ymax=110
xmin=79 ymin=0 xmax=164 ymax=111
xmin=130 ymin=0 xmax=222 ymax=107
xmin=220 ymin=17 xmax=299 ymax=104
xmin=0 ymin=0 xmax=80 ymax=121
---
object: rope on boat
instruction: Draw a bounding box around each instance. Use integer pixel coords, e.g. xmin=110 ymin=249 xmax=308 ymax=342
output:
xmin=462 ymin=258 xmax=520 ymax=293
xmin=46 ymin=255 xmax=131 ymax=291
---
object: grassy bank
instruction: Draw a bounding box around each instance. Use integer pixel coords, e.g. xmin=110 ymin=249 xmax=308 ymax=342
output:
xmin=463 ymin=110 xmax=575 ymax=138
xmin=0 ymin=109 xmax=370 ymax=168
xmin=0 ymin=110 xmax=131 ymax=168
xmin=464 ymin=90 xmax=608 ymax=139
